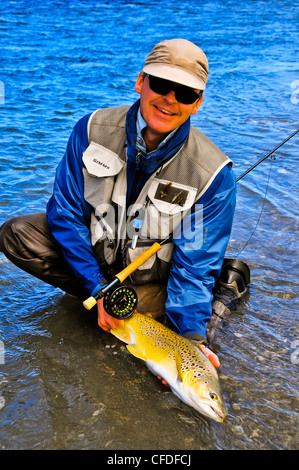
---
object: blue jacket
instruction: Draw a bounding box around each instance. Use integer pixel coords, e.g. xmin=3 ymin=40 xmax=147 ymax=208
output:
xmin=47 ymin=104 xmax=236 ymax=339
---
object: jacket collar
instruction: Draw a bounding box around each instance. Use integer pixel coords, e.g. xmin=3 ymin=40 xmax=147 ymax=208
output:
xmin=126 ymin=99 xmax=190 ymax=174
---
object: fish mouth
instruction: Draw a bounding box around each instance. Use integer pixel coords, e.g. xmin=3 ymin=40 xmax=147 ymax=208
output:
xmin=209 ymin=405 xmax=227 ymax=422
xmin=191 ymin=397 xmax=227 ymax=422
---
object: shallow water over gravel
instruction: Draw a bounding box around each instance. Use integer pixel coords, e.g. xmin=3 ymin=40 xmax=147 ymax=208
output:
xmin=0 ymin=0 xmax=298 ymax=450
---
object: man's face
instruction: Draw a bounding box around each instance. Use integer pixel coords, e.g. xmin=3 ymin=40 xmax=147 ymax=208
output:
xmin=135 ymin=72 xmax=203 ymax=140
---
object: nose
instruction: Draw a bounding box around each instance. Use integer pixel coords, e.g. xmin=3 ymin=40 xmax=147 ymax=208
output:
xmin=163 ymin=89 xmax=177 ymax=103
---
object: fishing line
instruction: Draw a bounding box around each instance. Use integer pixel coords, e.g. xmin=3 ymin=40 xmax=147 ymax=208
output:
xmin=232 ymin=155 xmax=275 ymax=261
xmin=231 ymin=129 xmax=298 ymax=260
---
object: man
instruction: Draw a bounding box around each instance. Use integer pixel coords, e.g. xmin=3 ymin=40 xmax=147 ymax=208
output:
xmin=0 ymin=39 xmax=236 ymax=372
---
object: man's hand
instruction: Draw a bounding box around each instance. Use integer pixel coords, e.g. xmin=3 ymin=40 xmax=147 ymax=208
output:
xmin=97 ymin=298 xmax=124 ymax=332
xmin=199 ymin=344 xmax=220 ymax=368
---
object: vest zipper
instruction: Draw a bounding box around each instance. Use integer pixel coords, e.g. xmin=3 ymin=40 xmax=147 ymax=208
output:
xmin=131 ymin=195 xmax=150 ymax=249
xmin=127 ymin=151 xmax=142 ymax=209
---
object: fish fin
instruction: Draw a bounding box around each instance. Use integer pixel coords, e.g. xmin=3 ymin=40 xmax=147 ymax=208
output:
xmin=127 ymin=344 xmax=147 ymax=361
xmin=111 ymin=323 xmax=132 ymax=344
xmin=182 ymin=370 xmax=193 ymax=385
xmin=175 ymin=350 xmax=184 ymax=382
xmin=175 ymin=350 xmax=193 ymax=384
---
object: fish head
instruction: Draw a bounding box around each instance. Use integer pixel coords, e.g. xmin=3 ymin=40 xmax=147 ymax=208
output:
xmin=179 ymin=368 xmax=227 ymax=422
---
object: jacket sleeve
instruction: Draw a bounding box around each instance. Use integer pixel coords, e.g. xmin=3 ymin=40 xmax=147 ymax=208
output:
xmin=46 ymin=114 xmax=106 ymax=296
xmin=165 ymin=164 xmax=236 ymax=340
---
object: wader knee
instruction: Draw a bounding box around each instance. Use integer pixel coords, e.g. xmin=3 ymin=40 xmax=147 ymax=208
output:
xmin=0 ymin=216 xmax=24 ymax=257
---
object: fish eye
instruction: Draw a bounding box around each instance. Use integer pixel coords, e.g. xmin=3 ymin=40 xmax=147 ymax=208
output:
xmin=210 ymin=392 xmax=218 ymax=401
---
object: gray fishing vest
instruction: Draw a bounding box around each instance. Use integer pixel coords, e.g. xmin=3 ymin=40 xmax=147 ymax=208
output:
xmin=83 ymin=105 xmax=232 ymax=284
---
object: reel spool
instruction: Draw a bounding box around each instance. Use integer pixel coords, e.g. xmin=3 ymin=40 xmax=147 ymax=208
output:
xmin=103 ymin=286 xmax=137 ymax=319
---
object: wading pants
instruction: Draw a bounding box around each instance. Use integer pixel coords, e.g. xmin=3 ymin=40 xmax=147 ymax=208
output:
xmin=0 ymin=213 xmax=88 ymax=299
xmin=0 ymin=213 xmax=168 ymax=316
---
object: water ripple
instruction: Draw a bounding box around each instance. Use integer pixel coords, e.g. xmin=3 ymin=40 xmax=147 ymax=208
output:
xmin=0 ymin=0 xmax=298 ymax=451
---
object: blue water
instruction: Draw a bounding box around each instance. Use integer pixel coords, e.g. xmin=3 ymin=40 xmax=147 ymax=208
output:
xmin=0 ymin=0 xmax=298 ymax=450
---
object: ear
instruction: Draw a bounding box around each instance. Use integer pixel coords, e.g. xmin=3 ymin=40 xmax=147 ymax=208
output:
xmin=191 ymin=94 xmax=204 ymax=115
xmin=135 ymin=71 xmax=145 ymax=95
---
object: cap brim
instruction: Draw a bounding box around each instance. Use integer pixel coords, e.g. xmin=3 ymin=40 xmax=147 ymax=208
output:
xmin=143 ymin=64 xmax=206 ymax=90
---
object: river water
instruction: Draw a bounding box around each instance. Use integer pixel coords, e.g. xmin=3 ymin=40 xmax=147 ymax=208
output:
xmin=0 ymin=0 xmax=298 ymax=451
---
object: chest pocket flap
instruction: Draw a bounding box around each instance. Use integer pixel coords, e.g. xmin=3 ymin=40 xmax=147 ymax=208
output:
xmin=83 ymin=141 xmax=124 ymax=177
xmin=147 ymin=178 xmax=197 ymax=215
xmin=141 ymin=179 xmax=198 ymax=240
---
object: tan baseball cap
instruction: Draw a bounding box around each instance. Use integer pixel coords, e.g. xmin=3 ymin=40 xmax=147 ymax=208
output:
xmin=143 ymin=38 xmax=209 ymax=90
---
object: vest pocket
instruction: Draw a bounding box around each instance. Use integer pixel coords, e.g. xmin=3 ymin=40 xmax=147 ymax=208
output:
xmin=82 ymin=142 xmax=126 ymax=247
xmin=82 ymin=141 xmax=124 ymax=209
xmin=141 ymin=178 xmax=198 ymax=239
xmin=83 ymin=141 xmax=124 ymax=177
xmin=123 ymin=240 xmax=174 ymax=285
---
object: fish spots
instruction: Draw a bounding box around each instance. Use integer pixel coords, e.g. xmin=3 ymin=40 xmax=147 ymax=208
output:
xmin=122 ymin=313 xmax=227 ymax=421
xmin=131 ymin=313 xmax=216 ymax=382
xmin=138 ymin=317 xmax=176 ymax=351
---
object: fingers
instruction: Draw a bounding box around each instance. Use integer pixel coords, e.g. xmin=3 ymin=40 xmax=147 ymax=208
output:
xmin=157 ymin=376 xmax=169 ymax=387
xmin=199 ymin=344 xmax=221 ymax=368
xmin=97 ymin=298 xmax=124 ymax=332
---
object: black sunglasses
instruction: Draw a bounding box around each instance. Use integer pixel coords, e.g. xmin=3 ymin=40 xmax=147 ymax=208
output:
xmin=146 ymin=74 xmax=203 ymax=105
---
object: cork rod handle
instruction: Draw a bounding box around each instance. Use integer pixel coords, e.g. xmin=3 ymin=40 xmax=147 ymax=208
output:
xmin=116 ymin=242 xmax=161 ymax=283
xmin=83 ymin=296 xmax=97 ymax=310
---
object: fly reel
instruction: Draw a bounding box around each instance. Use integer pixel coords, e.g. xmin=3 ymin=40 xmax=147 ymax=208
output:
xmin=103 ymin=285 xmax=137 ymax=319
xmin=83 ymin=242 xmax=162 ymax=316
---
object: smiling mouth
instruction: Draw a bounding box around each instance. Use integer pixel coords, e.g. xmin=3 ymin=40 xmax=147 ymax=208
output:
xmin=154 ymin=106 xmax=176 ymax=116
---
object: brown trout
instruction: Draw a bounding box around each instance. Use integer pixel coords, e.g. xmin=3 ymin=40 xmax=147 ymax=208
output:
xmin=111 ymin=312 xmax=227 ymax=422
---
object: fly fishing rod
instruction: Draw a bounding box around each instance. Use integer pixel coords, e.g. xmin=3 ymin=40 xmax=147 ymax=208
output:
xmin=236 ymin=128 xmax=298 ymax=182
